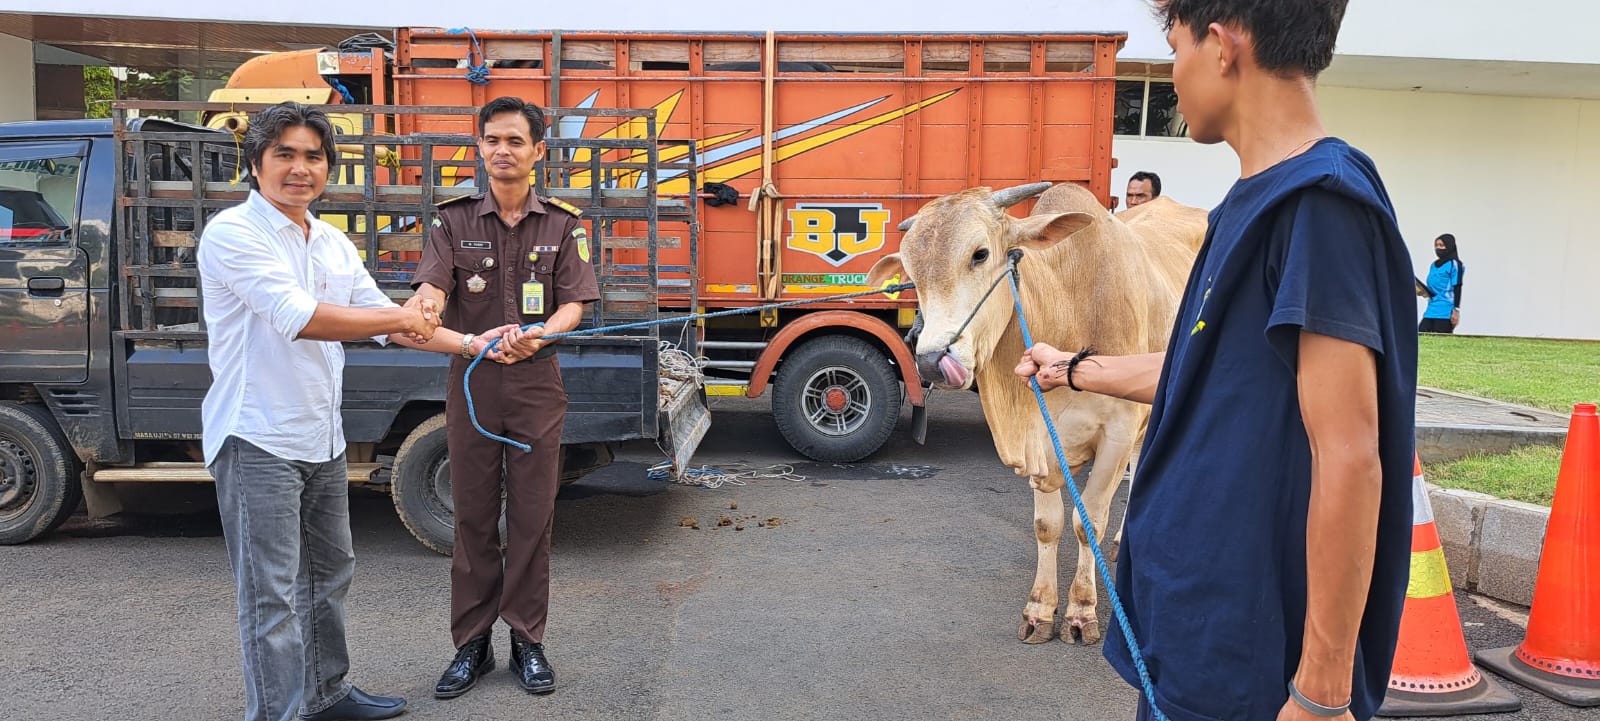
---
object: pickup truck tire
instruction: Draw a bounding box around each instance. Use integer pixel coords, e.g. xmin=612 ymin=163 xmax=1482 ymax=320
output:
xmin=391 ymin=413 xmax=509 ymax=556
xmin=391 ymin=414 xmax=455 ymax=555
xmin=0 ymin=402 xmax=83 ymax=545
xmin=772 ymin=336 xmax=901 ymax=463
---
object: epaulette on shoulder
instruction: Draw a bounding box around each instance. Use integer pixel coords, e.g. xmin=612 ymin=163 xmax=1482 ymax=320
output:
xmin=435 ymin=193 xmax=477 ymax=209
xmin=546 ymin=197 xmax=583 ymax=217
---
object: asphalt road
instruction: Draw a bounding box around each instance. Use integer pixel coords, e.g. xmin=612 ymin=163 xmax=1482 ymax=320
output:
xmin=0 ymin=392 xmax=1581 ymax=721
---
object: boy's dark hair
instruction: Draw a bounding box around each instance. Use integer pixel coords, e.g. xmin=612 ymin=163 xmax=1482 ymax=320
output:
xmin=1154 ymin=0 xmax=1348 ymax=78
xmin=479 ymin=96 xmax=548 ymax=139
xmin=1130 ymin=171 xmax=1163 ymax=197
xmin=243 ymin=102 xmax=338 ymax=190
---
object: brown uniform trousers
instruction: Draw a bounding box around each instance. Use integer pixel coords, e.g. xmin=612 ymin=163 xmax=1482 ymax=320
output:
xmin=445 ymin=355 xmax=564 ymax=646
xmin=412 ymin=188 xmax=599 ymax=648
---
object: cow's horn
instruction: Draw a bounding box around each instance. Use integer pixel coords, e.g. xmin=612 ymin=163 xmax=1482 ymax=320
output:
xmin=897 ymin=216 xmax=917 ymax=232
xmin=989 ymin=182 xmax=1054 ymax=209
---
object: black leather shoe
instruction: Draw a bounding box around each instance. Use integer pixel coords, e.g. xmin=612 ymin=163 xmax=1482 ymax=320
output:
xmin=434 ymin=634 xmax=495 ymax=699
xmin=300 ymin=686 xmax=406 ymax=721
xmin=509 ymin=632 xmax=556 ymax=694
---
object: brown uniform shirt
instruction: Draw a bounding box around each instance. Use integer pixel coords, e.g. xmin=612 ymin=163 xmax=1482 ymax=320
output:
xmin=412 ymin=188 xmax=601 ymax=341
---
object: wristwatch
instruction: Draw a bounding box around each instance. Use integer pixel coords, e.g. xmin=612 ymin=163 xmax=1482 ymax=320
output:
xmin=459 ymin=333 xmax=476 ymax=360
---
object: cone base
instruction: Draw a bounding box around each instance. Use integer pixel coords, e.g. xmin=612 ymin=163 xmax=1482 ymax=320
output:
xmin=1477 ymin=645 xmax=1600 ymax=707
xmin=1377 ymin=673 xmax=1523 ymax=717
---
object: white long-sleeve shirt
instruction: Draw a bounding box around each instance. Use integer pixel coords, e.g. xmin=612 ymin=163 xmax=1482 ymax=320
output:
xmin=197 ymin=190 xmax=396 ymax=466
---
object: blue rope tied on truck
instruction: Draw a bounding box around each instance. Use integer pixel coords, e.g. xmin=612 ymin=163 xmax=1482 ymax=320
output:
xmin=1001 ymin=249 xmax=1169 ymax=721
xmin=462 ymin=282 xmax=917 ymax=452
xmin=448 ymin=27 xmax=491 ymax=85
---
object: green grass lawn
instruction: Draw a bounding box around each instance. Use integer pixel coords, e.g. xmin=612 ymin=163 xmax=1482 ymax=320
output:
xmin=1426 ymin=444 xmax=1565 ymax=506
xmin=1418 ymin=335 xmax=1600 ymax=412
xmin=1417 ymin=335 xmax=1595 ymax=504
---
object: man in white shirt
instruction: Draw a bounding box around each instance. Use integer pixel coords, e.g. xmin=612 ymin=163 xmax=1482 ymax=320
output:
xmin=199 ymin=102 xmax=511 ymax=721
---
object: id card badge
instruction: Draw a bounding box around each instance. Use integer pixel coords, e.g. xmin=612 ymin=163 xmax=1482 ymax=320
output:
xmin=521 ymin=280 xmax=546 ymax=315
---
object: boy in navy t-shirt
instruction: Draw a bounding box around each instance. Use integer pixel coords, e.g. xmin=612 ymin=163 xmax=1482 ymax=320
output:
xmin=1016 ymin=2 xmax=1417 ymax=720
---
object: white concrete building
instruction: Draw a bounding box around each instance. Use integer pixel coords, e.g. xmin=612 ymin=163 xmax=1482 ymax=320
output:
xmin=2 ymin=0 xmax=1596 ymax=338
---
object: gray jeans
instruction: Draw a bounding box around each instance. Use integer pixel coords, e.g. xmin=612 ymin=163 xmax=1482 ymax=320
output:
xmin=212 ymin=436 xmax=355 ymax=721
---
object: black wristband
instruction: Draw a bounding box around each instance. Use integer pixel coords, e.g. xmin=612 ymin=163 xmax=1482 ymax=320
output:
xmin=1065 ymin=347 xmax=1098 ymax=392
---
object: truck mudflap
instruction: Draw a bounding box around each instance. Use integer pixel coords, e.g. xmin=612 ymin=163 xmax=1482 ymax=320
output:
xmin=656 ymin=376 xmax=710 ymax=480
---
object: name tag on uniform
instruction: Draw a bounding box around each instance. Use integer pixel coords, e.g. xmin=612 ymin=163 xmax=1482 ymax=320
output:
xmin=522 ymin=280 xmax=545 ymax=315
xmin=460 ymin=240 xmax=492 ymax=250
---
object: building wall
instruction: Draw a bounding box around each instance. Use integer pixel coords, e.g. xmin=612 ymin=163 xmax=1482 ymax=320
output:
xmin=0 ymin=34 xmax=36 ymax=123
xmin=1113 ymin=85 xmax=1600 ymax=340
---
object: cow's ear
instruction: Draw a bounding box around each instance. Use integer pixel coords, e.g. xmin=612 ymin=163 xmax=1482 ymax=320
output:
xmin=1011 ymin=212 xmax=1093 ymax=251
xmin=865 ymin=253 xmax=908 ymax=288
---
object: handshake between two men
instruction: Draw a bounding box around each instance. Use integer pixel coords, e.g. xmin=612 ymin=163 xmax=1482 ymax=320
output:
xmin=398 ymin=292 xmax=551 ymax=364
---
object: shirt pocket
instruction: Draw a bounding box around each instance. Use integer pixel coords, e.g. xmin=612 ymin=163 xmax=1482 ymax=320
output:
xmin=315 ymin=269 xmax=355 ymax=305
xmin=452 ymin=253 xmax=497 ymax=302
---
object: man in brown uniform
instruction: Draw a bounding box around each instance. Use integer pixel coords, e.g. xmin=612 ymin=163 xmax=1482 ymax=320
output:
xmin=407 ymin=96 xmax=599 ymax=699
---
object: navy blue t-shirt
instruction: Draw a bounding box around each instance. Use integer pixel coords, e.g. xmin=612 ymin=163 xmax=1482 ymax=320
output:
xmin=1104 ymin=139 xmax=1419 ymax=721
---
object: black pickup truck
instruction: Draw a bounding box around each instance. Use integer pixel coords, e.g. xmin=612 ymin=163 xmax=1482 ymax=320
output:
xmin=0 ymin=104 xmax=707 ymax=553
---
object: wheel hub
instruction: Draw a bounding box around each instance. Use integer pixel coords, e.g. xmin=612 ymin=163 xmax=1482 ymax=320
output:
xmin=0 ymin=438 xmax=37 ymax=512
xmin=430 ymin=458 xmax=455 ymax=515
xmin=801 ymin=366 xmax=873 ymax=437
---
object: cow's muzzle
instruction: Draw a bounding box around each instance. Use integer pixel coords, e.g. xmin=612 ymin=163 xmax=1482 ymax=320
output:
xmin=916 ymin=350 xmax=971 ymax=389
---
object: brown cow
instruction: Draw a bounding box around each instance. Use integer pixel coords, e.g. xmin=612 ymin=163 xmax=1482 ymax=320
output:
xmin=867 ymin=182 xmax=1201 ymax=643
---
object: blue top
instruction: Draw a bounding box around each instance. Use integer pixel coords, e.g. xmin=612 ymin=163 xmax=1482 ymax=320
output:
xmin=1104 ymin=138 xmax=1418 ymax=721
xmin=1423 ymin=259 xmax=1463 ymax=320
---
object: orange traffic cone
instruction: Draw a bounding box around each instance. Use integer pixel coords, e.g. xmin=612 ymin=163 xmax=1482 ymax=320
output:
xmin=1477 ymin=402 xmax=1600 ymax=706
xmin=1379 ymin=453 xmax=1522 ymax=716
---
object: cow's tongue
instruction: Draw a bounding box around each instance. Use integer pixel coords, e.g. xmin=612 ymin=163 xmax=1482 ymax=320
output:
xmin=938 ymin=353 xmax=970 ymax=387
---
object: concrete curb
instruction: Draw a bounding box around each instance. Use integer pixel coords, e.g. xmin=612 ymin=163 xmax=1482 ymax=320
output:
xmin=1426 ymin=483 xmax=1549 ymax=606
xmin=1417 ymin=424 xmax=1567 ymax=466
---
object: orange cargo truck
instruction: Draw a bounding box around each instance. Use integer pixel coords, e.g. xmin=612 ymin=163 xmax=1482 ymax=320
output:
xmin=208 ymin=29 xmax=1126 ymax=461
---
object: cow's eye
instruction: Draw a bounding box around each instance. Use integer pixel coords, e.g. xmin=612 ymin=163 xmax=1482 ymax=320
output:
xmin=971 ymin=248 xmax=990 ymax=266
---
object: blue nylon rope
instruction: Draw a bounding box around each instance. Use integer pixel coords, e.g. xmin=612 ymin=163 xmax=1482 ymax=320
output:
xmin=1004 ymin=253 xmax=1167 ymax=721
xmin=461 ymin=282 xmax=917 ymax=452
xmin=449 ymin=27 xmax=490 ymax=85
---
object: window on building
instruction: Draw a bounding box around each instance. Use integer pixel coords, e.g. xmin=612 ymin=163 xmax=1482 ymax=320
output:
xmin=1115 ymin=79 xmax=1146 ymax=136
xmin=1114 ymin=78 xmax=1188 ymax=139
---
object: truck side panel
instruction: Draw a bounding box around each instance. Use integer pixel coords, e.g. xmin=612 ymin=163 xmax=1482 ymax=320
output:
xmin=392 ymin=31 xmax=1121 ymax=312
xmin=114 ymin=337 xmax=658 ymax=446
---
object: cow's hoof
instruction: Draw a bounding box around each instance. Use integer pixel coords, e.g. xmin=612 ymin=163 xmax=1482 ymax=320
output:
xmin=1019 ymin=615 xmax=1056 ymax=644
xmin=1063 ymin=616 xmax=1102 ymax=645
xmin=1106 ymin=539 xmax=1120 ymax=562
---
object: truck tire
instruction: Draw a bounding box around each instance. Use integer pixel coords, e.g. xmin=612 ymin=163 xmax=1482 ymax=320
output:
xmin=0 ymin=402 xmax=84 ymax=545
xmin=392 ymin=414 xmax=547 ymax=556
xmin=772 ymin=336 xmax=901 ymax=462
xmin=391 ymin=414 xmax=456 ymax=555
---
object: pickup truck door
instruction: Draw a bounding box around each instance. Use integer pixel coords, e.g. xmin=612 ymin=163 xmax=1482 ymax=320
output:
xmin=0 ymin=140 xmax=90 ymax=383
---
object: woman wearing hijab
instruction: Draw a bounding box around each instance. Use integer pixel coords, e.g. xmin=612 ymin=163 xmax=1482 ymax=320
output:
xmin=1418 ymin=233 xmax=1464 ymax=333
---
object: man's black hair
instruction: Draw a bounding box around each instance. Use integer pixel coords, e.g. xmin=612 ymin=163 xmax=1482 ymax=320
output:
xmin=478 ymin=96 xmax=548 ymax=139
xmin=1153 ymin=0 xmax=1348 ymax=78
xmin=242 ymin=102 xmax=338 ymax=190
xmin=1130 ymin=171 xmax=1163 ymax=198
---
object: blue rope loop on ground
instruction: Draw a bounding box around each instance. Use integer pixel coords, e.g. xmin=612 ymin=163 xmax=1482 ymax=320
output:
xmin=1004 ymin=253 xmax=1167 ymax=721
xmin=461 ymin=282 xmax=917 ymax=451
xmin=449 ymin=27 xmax=490 ymax=85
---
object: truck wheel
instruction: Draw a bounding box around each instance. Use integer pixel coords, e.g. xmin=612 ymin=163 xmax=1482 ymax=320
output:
xmin=0 ymin=402 xmax=83 ymax=545
xmin=391 ymin=413 xmax=511 ymax=556
xmin=772 ymin=336 xmax=901 ymax=462
xmin=391 ymin=414 xmax=456 ymax=555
